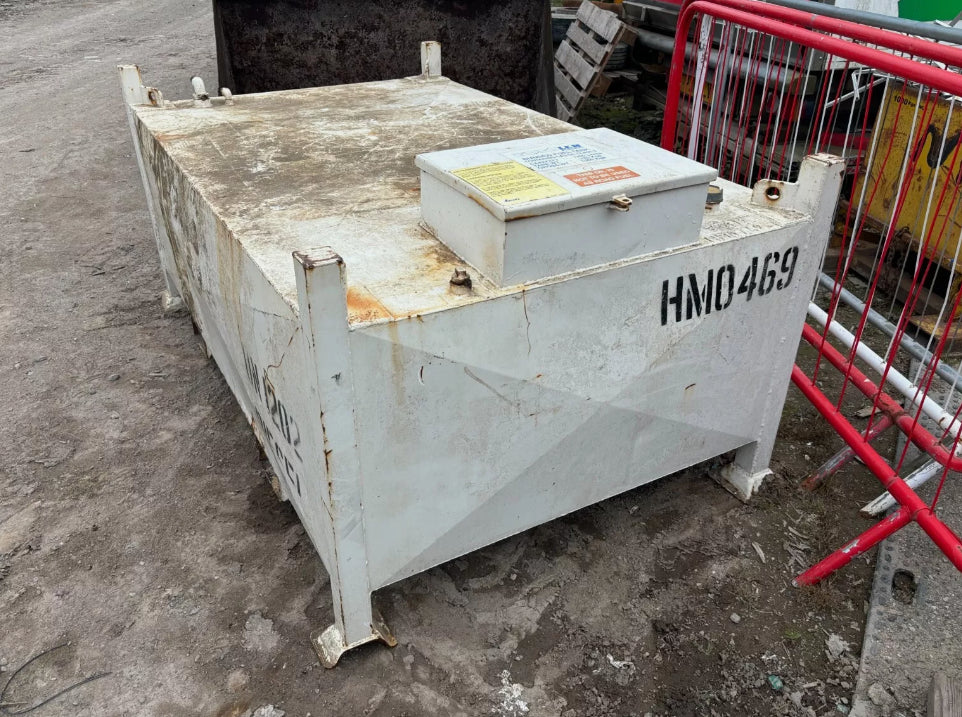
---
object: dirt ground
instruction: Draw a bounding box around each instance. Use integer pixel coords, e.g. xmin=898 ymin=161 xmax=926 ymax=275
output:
xmin=0 ymin=2 xmax=901 ymax=715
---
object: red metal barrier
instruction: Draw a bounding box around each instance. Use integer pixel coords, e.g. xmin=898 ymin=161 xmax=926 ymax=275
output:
xmin=800 ymin=324 xmax=962 ymax=473
xmin=801 ymin=415 xmax=892 ymax=491
xmin=661 ymin=3 xmax=962 ymax=151
xmin=791 ymin=363 xmax=962 ymax=583
xmin=659 ymin=0 xmax=962 ymax=584
xmin=675 ymin=0 xmax=962 ymax=66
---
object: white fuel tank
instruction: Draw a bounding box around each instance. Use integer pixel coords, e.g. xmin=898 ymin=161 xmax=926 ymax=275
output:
xmin=120 ymin=55 xmax=843 ymax=667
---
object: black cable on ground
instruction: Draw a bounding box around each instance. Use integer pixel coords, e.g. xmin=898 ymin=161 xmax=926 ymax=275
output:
xmin=0 ymin=643 xmax=111 ymax=715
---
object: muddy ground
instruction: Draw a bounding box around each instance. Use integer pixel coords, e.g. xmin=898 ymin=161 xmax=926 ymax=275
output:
xmin=0 ymin=2 xmax=907 ymax=715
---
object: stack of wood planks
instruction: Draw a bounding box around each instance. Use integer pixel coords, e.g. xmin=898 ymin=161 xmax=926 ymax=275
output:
xmin=554 ymin=0 xmax=637 ymax=122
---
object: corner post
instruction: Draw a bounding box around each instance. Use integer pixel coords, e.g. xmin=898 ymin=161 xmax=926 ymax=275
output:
xmin=420 ymin=41 xmax=442 ymax=77
xmin=292 ymin=248 xmax=395 ymax=667
xmin=722 ymin=154 xmax=846 ymax=501
xmin=117 ymin=64 xmax=185 ymax=314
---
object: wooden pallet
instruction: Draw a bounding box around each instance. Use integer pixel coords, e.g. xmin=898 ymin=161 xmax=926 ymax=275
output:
xmin=554 ymin=0 xmax=636 ymax=122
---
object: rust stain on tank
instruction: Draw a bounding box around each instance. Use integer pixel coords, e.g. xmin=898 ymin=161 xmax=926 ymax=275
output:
xmin=346 ymin=285 xmax=396 ymax=323
xmin=155 ymin=132 xmax=189 ymax=143
xmin=466 ymin=192 xmax=503 ymax=220
xmin=320 ymin=411 xmax=335 ymax=504
xmin=505 ymin=212 xmax=539 ymax=222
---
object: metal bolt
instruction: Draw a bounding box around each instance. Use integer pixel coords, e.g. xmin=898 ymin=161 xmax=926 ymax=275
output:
xmin=146 ymin=87 xmax=164 ymax=107
xmin=449 ymin=269 xmax=472 ymax=288
xmin=191 ymin=76 xmax=211 ymax=107
xmin=190 ymin=76 xmax=209 ymax=100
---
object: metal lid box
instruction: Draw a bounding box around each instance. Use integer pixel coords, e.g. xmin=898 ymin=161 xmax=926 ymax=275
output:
xmin=416 ymin=128 xmax=718 ymax=286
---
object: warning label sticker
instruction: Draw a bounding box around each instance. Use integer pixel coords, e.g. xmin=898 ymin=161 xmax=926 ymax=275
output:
xmin=452 ymin=161 xmax=568 ymax=205
xmin=513 ymin=143 xmax=611 ymax=172
xmin=564 ymin=166 xmax=640 ymax=187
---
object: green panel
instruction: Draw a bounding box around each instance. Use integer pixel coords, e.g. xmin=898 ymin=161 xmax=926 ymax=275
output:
xmin=898 ymin=0 xmax=960 ymax=21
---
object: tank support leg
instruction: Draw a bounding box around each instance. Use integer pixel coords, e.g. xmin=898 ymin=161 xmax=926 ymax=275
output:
xmin=717 ymin=441 xmax=773 ymax=501
xmin=311 ymin=607 xmax=396 ymax=668
xmin=294 ymin=248 xmax=397 ymax=667
xmin=118 ymin=65 xmax=185 ymax=315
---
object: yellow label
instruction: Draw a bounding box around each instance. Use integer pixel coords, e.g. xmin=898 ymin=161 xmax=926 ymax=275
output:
xmin=452 ymin=161 xmax=568 ymax=205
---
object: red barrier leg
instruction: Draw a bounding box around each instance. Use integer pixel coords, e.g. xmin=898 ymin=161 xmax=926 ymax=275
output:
xmin=794 ymin=506 xmax=912 ymax=585
xmin=802 ymin=415 xmax=894 ymax=491
xmin=792 ymin=365 xmax=962 ymax=580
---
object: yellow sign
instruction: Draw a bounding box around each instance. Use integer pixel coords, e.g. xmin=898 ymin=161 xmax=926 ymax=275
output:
xmin=855 ymin=87 xmax=962 ymax=264
xmin=452 ymin=161 xmax=568 ymax=205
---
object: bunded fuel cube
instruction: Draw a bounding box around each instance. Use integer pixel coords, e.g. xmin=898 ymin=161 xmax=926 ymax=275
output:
xmin=119 ymin=50 xmax=843 ymax=667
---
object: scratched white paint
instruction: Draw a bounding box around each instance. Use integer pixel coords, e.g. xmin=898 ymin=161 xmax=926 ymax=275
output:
xmin=121 ymin=65 xmax=844 ymax=665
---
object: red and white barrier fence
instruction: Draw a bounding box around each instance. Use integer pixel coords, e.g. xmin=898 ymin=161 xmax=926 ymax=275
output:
xmin=659 ymin=0 xmax=962 ymax=583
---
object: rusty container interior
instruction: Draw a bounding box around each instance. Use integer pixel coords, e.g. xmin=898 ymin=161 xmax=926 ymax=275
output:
xmin=211 ymin=0 xmax=556 ymax=115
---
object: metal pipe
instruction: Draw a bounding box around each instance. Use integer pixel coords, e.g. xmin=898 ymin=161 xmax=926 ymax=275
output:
xmin=861 ymin=459 xmax=943 ymax=517
xmin=743 ymin=0 xmax=962 ymax=48
xmin=807 ymin=302 xmax=962 ymax=440
xmin=654 ymin=0 xmax=962 ymax=46
xmin=816 ymin=272 xmax=962 ymax=388
xmin=801 ymin=414 xmax=893 ymax=491
xmin=633 ymin=26 xmax=796 ymax=86
xmin=661 ymin=3 xmax=962 ymax=149
xmin=799 ymin=323 xmax=962 ymax=472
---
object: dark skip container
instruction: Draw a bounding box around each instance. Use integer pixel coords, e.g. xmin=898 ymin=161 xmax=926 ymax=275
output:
xmin=212 ymin=0 xmax=556 ymax=115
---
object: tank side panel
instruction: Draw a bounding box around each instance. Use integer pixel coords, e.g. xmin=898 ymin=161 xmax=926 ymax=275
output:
xmin=351 ymin=220 xmax=819 ymax=590
xmin=134 ymin=119 xmax=337 ymax=574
